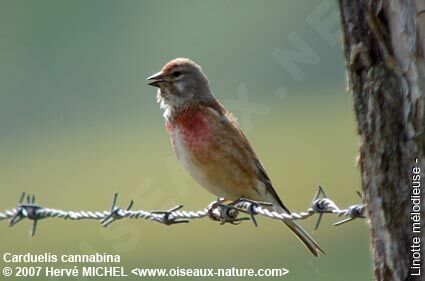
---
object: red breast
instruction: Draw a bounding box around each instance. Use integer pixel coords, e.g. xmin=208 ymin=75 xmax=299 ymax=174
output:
xmin=166 ymin=108 xmax=211 ymax=150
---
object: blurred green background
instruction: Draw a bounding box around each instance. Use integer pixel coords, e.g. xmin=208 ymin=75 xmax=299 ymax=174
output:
xmin=0 ymin=0 xmax=371 ymax=280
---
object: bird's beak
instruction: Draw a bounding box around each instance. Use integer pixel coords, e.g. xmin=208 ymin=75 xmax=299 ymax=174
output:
xmin=146 ymin=71 xmax=165 ymax=87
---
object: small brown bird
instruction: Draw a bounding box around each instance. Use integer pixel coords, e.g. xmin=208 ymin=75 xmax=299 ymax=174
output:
xmin=147 ymin=58 xmax=324 ymax=256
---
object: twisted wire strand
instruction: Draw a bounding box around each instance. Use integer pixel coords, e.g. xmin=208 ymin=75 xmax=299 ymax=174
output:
xmin=0 ymin=187 xmax=366 ymax=236
xmin=0 ymin=207 xmax=211 ymax=222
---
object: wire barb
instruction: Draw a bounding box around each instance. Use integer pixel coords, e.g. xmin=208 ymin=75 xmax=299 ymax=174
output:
xmin=101 ymin=193 xmax=134 ymax=227
xmin=9 ymin=193 xmax=44 ymax=237
xmin=311 ymin=186 xmax=339 ymax=230
xmin=333 ymin=204 xmax=366 ymax=226
xmin=0 ymin=186 xmax=366 ymax=236
xmin=151 ymin=205 xmax=190 ymax=225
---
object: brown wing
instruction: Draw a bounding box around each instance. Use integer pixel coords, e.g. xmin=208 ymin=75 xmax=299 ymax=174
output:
xmin=253 ymin=157 xmax=291 ymax=213
xmin=208 ymin=101 xmax=291 ymax=213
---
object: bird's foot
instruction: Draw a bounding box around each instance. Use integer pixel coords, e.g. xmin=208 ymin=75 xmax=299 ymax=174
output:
xmin=207 ymin=198 xmax=226 ymax=221
xmin=228 ymin=198 xmax=273 ymax=227
xmin=207 ymin=198 xmax=250 ymax=225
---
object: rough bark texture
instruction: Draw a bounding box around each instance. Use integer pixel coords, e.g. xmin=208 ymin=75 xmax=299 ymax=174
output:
xmin=337 ymin=1 xmax=425 ymax=281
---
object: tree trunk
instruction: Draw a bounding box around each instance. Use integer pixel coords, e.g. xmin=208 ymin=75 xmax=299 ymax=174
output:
xmin=337 ymin=1 xmax=425 ymax=281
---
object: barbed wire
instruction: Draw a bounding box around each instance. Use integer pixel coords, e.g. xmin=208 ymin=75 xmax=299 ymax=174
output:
xmin=0 ymin=186 xmax=366 ymax=237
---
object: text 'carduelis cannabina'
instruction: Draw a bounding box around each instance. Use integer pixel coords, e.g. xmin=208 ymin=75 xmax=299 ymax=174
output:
xmin=147 ymin=58 xmax=324 ymax=256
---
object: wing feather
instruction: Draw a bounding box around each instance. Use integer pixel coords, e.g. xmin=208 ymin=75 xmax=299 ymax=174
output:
xmin=208 ymin=102 xmax=291 ymax=213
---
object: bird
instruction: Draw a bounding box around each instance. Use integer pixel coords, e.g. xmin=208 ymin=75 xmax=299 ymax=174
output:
xmin=146 ymin=58 xmax=324 ymax=256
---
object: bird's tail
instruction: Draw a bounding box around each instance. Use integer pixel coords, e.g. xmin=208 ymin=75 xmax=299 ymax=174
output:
xmin=281 ymin=219 xmax=325 ymax=257
xmin=275 ymin=205 xmax=325 ymax=257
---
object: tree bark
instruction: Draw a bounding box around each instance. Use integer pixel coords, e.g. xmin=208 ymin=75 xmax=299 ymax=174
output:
xmin=337 ymin=1 xmax=425 ymax=281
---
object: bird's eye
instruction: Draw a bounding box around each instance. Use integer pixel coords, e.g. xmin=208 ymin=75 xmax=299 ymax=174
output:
xmin=172 ymin=71 xmax=182 ymax=78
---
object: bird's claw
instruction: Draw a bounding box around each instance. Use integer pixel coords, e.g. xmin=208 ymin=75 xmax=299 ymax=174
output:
xmin=207 ymin=198 xmax=226 ymax=221
xmin=228 ymin=198 xmax=272 ymax=227
xmin=207 ymin=198 xmax=248 ymax=224
xmin=207 ymin=198 xmax=270 ymax=226
xmin=215 ymin=203 xmax=248 ymax=225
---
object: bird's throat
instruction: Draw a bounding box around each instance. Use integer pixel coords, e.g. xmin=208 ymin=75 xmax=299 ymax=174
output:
xmin=166 ymin=108 xmax=211 ymax=149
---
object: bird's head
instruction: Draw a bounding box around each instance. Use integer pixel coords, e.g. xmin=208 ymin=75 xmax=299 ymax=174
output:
xmin=147 ymin=58 xmax=214 ymax=113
